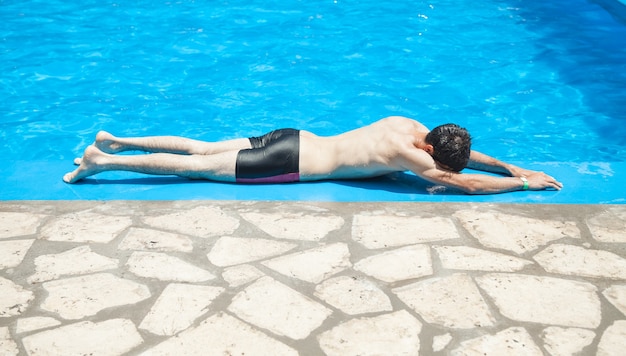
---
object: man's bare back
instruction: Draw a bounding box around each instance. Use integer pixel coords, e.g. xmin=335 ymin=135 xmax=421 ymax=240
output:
xmin=298 ymin=116 xmax=431 ymax=180
xmin=63 ymin=116 xmax=562 ymax=194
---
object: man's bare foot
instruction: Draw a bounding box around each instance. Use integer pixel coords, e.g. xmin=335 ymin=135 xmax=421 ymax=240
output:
xmin=95 ymin=131 xmax=124 ymax=154
xmin=70 ymin=131 xmax=120 ymax=166
xmin=63 ymin=145 xmax=108 ymax=183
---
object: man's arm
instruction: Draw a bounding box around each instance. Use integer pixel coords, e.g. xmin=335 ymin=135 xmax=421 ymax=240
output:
xmin=422 ymin=168 xmax=562 ymax=194
xmin=402 ymin=150 xmax=563 ymax=194
xmin=467 ymin=150 xmax=536 ymax=177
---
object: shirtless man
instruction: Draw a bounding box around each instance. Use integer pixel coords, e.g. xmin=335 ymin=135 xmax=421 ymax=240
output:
xmin=63 ymin=116 xmax=563 ymax=194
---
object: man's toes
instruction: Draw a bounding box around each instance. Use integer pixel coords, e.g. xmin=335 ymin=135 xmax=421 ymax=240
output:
xmin=73 ymin=158 xmax=82 ymax=165
xmin=62 ymin=173 xmax=74 ymax=183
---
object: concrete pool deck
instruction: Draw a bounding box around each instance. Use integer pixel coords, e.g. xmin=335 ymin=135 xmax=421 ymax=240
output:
xmin=1 ymin=201 xmax=625 ymax=355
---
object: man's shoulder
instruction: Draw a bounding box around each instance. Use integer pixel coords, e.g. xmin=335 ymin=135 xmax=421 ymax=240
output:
xmin=378 ymin=115 xmax=414 ymax=124
xmin=377 ymin=116 xmax=427 ymax=130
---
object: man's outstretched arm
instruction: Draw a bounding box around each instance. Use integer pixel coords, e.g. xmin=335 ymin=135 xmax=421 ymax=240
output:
xmin=467 ymin=150 xmax=537 ymax=177
xmin=424 ymin=169 xmax=563 ymax=194
xmin=402 ymin=150 xmax=563 ymax=194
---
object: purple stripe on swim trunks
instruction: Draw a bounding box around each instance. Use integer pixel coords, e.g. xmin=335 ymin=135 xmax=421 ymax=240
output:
xmin=236 ymin=172 xmax=300 ymax=184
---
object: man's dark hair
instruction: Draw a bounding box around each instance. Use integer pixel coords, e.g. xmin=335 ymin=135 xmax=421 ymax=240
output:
xmin=425 ymin=123 xmax=471 ymax=172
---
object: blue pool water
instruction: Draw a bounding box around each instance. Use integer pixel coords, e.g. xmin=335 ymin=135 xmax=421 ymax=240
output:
xmin=1 ymin=0 xmax=625 ymax=203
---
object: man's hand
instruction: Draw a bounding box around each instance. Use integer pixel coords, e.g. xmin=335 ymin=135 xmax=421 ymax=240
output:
xmin=506 ymin=165 xmax=563 ymax=190
xmin=506 ymin=165 xmax=539 ymax=178
xmin=525 ymin=171 xmax=563 ymax=191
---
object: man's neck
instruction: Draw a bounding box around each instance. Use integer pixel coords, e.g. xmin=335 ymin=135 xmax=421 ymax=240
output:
xmin=412 ymin=132 xmax=429 ymax=150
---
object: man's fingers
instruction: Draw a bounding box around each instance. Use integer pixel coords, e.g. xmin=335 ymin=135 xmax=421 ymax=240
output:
xmin=529 ymin=172 xmax=563 ymax=190
xmin=539 ymin=173 xmax=563 ymax=190
xmin=547 ymin=179 xmax=563 ymax=190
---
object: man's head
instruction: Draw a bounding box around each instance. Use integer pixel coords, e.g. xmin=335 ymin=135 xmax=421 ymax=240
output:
xmin=424 ymin=123 xmax=471 ymax=172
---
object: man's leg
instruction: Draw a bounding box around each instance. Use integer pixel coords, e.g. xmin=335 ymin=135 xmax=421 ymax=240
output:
xmin=63 ymin=145 xmax=239 ymax=183
xmin=93 ymin=131 xmax=251 ymax=155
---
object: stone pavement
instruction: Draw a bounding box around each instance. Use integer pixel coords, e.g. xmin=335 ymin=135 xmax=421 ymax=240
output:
xmin=1 ymin=201 xmax=625 ymax=355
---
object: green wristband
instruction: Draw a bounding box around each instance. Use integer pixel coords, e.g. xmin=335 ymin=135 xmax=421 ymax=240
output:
xmin=520 ymin=177 xmax=529 ymax=190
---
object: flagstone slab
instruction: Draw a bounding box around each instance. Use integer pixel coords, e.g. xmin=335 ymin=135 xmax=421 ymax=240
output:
xmin=314 ymin=276 xmax=392 ymax=315
xmin=0 ymin=276 xmax=34 ymax=317
xmin=39 ymin=211 xmax=132 ymax=243
xmin=451 ymin=327 xmax=542 ymax=356
xmin=207 ymin=236 xmax=296 ymax=267
xmin=0 ymin=212 xmax=44 ymax=239
xmin=434 ymin=245 xmax=533 ymax=272
xmin=0 ymin=239 xmax=34 ymax=269
xmin=228 ymin=277 xmax=332 ymax=340
xmin=533 ymin=244 xmax=626 ymax=280
xmin=318 ymin=310 xmax=422 ymax=356
xmin=597 ymin=320 xmax=626 ymax=356
xmin=352 ymin=214 xmax=459 ymax=249
xmin=118 ymin=227 xmax=193 ymax=252
xmin=240 ymin=212 xmax=344 ymax=241
xmin=475 ymin=273 xmax=601 ymax=328
xmin=354 ymin=244 xmax=433 ymax=283
xmin=586 ymin=207 xmax=626 ymax=243
xmin=453 ymin=210 xmax=580 ymax=254
xmin=40 ymin=273 xmax=150 ymax=320
xmin=126 ymin=251 xmax=215 ymax=282
xmin=15 ymin=317 xmax=62 ymax=334
xmin=142 ymin=206 xmax=239 ymax=238
xmin=393 ymin=273 xmax=495 ymax=329
xmin=141 ymin=312 xmax=297 ymax=356
xmin=28 ymin=246 xmax=118 ymax=283
xmin=603 ymin=284 xmax=626 ymax=317
xmin=541 ymin=327 xmax=595 ymax=356
xmin=0 ymin=326 xmax=18 ymax=356
xmin=140 ymin=284 xmax=224 ymax=336
xmin=22 ymin=318 xmax=143 ymax=356
xmin=222 ymin=264 xmax=265 ymax=287
xmin=433 ymin=333 xmax=453 ymax=352
xmin=262 ymin=243 xmax=351 ymax=283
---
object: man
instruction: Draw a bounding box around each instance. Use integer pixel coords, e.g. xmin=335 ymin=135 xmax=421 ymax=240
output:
xmin=63 ymin=116 xmax=563 ymax=194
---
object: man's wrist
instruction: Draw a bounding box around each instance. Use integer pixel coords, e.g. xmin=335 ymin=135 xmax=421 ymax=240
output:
xmin=504 ymin=163 xmax=518 ymax=176
xmin=520 ymin=177 xmax=529 ymax=190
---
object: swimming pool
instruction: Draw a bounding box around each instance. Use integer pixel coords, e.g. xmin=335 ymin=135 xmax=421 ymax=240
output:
xmin=1 ymin=0 xmax=625 ymax=202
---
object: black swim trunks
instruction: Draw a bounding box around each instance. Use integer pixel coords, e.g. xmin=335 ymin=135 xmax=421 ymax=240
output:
xmin=235 ymin=129 xmax=300 ymax=183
